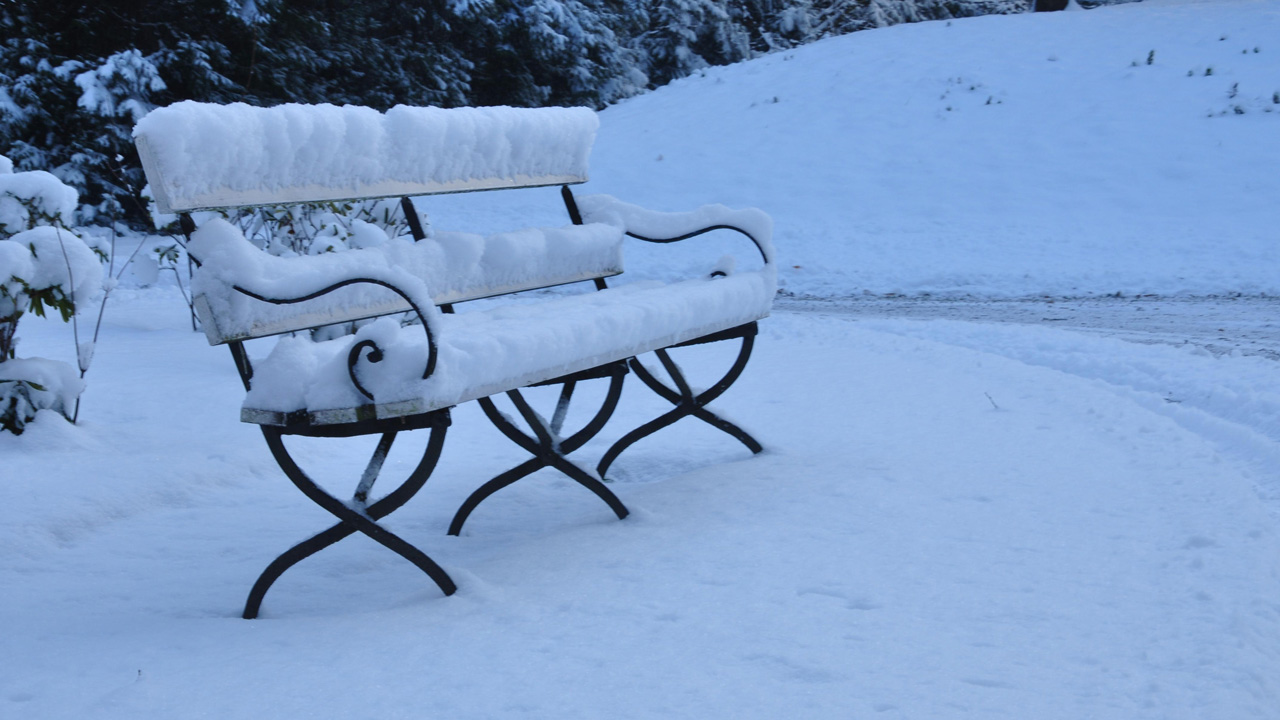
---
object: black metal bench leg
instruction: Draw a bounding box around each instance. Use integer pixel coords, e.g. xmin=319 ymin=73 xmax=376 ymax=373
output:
xmin=243 ymin=519 xmax=360 ymax=620
xmin=598 ymin=330 xmax=762 ymax=480
xmin=691 ymin=406 xmax=764 ymax=454
xmin=451 ymin=371 xmax=628 ymax=534
xmin=448 ymin=457 xmax=543 ymax=536
xmin=505 ymin=387 xmax=629 ymax=521
xmin=544 ymin=450 xmax=630 ymax=520
xmin=595 ymin=404 xmax=689 ymax=480
xmin=244 ymin=423 xmax=455 ymax=618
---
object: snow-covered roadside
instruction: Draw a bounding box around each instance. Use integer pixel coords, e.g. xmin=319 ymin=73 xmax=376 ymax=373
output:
xmin=780 ymin=296 xmax=1280 ymax=360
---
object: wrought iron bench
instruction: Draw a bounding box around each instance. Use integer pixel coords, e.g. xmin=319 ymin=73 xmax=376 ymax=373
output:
xmin=134 ymin=101 xmax=775 ymax=618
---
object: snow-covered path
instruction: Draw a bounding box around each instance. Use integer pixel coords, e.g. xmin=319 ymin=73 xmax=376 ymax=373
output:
xmin=781 ymin=296 xmax=1280 ymax=360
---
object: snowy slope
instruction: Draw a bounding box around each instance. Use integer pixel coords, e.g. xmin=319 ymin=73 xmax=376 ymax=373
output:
xmin=436 ymin=0 xmax=1280 ymax=299
xmin=597 ymin=0 xmax=1280 ymax=298
xmin=3 ymin=2 xmax=1280 ymax=719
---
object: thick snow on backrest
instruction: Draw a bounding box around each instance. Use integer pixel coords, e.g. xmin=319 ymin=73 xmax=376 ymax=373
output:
xmin=133 ymin=102 xmax=598 ymax=215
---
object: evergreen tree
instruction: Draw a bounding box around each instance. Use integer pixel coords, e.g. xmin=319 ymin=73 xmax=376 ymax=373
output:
xmin=0 ymin=0 xmax=247 ymax=222
xmin=639 ymin=0 xmax=752 ymax=88
xmin=728 ymin=0 xmax=814 ymax=53
xmin=812 ymin=0 xmax=1032 ymax=35
xmin=463 ymin=0 xmax=647 ymax=108
xmin=246 ymin=0 xmax=473 ymax=109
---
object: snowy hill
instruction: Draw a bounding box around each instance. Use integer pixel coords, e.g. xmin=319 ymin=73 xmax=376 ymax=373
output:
xmin=441 ymin=0 xmax=1280 ymax=299
xmin=599 ymin=0 xmax=1280 ymax=298
xmin=4 ymin=2 xmax=1280 ymax=719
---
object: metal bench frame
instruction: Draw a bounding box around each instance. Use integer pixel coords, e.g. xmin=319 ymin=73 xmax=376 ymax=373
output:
xmin=176 ymin=187 xmax=768 ymax=618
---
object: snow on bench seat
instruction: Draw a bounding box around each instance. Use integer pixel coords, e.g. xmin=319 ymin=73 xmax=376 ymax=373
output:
xmin=241 ymin=269 xmax=775 ymax=427
xmin=134 ymin=102 xmax=598 ymax=214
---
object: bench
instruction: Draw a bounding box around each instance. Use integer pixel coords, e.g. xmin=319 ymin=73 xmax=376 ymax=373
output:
xmin=133 ymin=101 xmax=776 ymax=618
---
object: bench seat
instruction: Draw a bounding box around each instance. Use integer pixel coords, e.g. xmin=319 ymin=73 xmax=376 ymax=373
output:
xmin=240 ymin=268 xmax=774 ymax=428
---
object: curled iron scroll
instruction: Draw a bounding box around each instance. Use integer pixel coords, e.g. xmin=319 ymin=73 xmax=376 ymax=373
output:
xmin=347 ymin=339 xmax=384 ymax=401
xmin=231 ymin=278 xmax=439 ymax=402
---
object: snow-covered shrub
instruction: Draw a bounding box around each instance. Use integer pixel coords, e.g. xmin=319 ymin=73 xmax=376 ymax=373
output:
xmin=0 ymin=167 xmax=78 ymax=235
xmin=0 ymin=356 xmax=84 ymax=435
xmin=230 ymin=198 xmax=414 ymax=257
xmin=0 ymin=157 xmax=102 ymax=434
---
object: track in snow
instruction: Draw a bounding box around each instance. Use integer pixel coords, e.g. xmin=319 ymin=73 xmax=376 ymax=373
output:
xmin=779 ymin=295 xmax=1280 ymax=361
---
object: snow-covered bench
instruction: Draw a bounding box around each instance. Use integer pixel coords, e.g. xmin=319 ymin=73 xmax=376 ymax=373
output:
xmin=134 ymin=101 xmax=775 ymax=618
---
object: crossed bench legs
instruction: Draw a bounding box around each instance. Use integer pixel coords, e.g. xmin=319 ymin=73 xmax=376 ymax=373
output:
xmin=449 ymin=361 xmax=630 ymax=535
xmin=243 ymin=324 xmax=760 ymax=616
xmin=243 ymin=363 xmax=635 ymax=615
xmin=598 ymin=322 xmax=763 ymax=480
xmin=449 ymin=323 xmax=763 ymax=530
xmin=243 ymin=412 xmax=456 ymax=619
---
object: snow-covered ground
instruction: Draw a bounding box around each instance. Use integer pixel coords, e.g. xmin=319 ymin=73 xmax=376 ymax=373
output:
xmin=4 ymin=1 xmax=1280 ymax=718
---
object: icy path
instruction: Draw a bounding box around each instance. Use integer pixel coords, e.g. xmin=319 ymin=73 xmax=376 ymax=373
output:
xmin=3 ymin=294 xmax=1279 ymax=719
xmin=781 ymin=296 xmax=1280 ymax=360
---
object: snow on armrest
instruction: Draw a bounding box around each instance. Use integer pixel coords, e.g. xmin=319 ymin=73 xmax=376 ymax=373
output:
xmin=134 ymin=102 xmax=599 ymax=215
xmin=189 ymin=218 xmax=442 ymax=345
xmin=575 ymin=194 xmax=775 ymax=266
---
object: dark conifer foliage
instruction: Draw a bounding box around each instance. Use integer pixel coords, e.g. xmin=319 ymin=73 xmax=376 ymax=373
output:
xmin=462 ymin=0 xmax=646 ymax=107
xmin=1 ymin=0 xmax=249 ymax=221
xmin=245 ymin=0 xmax=473 ymax=109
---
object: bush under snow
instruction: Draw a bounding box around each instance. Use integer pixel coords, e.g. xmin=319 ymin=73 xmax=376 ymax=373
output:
xmin=0 ymin=156 xmax=102 ymax=434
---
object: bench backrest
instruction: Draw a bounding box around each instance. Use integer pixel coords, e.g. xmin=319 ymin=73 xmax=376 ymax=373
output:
xmin=134 ymin=102 xmax=622 ymax=345
xmin=134 ymin=102 xmax=598 ymax=214
xmin=186 ymin=219 xmax=625 ymax=345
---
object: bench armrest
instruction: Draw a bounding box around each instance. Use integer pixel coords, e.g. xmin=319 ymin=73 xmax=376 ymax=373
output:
xmin=189 ymin=218 xmax=440 ymax=399
xmin=230 ymin=276 xmax=438 ymax=397
xmin=573 ymin=193 xmax=775 ymax=267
